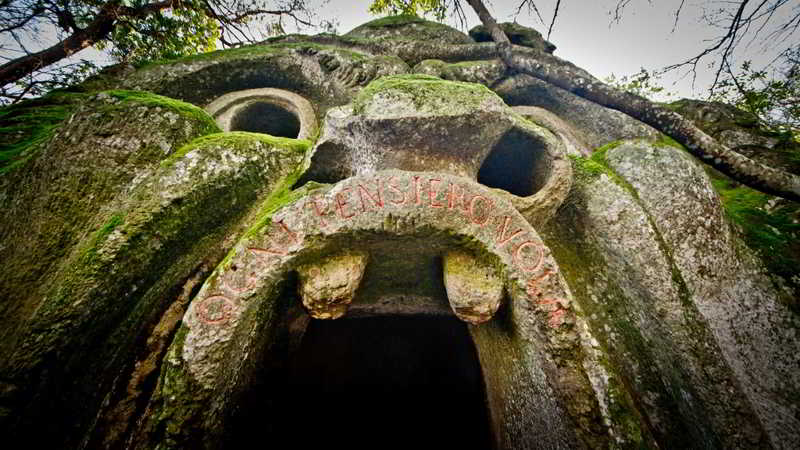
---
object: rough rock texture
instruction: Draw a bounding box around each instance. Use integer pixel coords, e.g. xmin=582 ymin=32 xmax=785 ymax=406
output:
xmin=542 ymin=140 xmax=800 ymax=448
xmin=302 ymin=74 xmax=572 ymax=228
xmin=512 ymin=105 xmax=592 ymax=157
xmin=469 ymin=22 xmax=556 ymax=54
xmin=413 ymin=58 xmax=507 ymax=86
xmin=205 ymin=87 xmax=318 ymax=139
xmin=442 ymin=249 xmax=504 ymax=323
xmin=671 ymin=99 xmax=800 ymax=310
xmin=1 ymin=14 xmax=798 ymax=450
xmin=346 ymin=15 xmax=473 ymax=45
xmin=118 ymin=43 xmax=410 ymax=113
xmin=134 ymin=169 xmax=610 ymax=448
xmin=304 ymin=74 xmax=512 ymax=181
xmin=0 ymin=91 xmax=219 ymax=362
xmin=297 ymin=251 xmax=368 ymax=319
xmin=605 ymin=141 xmax=800 ymax=447
xmin=0 ymin=92 xmax=309 ymax=447
xmin=495 ymin=74 xmax=660 ymax=147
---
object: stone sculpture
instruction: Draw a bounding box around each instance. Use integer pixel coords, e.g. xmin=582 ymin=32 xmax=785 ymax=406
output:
xmin=0 ymin=15 xmax=797 ymax=450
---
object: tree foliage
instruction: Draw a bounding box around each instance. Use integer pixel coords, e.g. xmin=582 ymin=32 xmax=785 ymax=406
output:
xmin=713 ymin=55 xmax=800 ymax=134
xmin=0 ymin=0 xmax=315 ymax=103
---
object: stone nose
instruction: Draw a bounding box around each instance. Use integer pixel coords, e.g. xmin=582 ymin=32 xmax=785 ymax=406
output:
xmin=299 ymin=75 xmax=573 ymax=228
xmin=302 ymin=75 xmax=518 ymax=181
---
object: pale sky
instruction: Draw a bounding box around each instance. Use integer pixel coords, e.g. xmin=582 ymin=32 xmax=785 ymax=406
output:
xmin=3 ymin=0 xmax=797 ymax=101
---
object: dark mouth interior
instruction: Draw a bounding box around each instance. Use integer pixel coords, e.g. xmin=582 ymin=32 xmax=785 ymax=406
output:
xmin=225 ymin=315 xmax=493 ymax=449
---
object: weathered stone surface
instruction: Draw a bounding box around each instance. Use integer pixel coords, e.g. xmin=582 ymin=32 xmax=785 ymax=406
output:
xmin=2 ymin=14 xmax=798 ymax=450
xmin=137 ymin=169 xmax=608 ymax=448
xmin=543 ymin=160 xmax=749 ymax=447
xmin=0 ymin=106 xmax=309 ymax=447
xmin=495 ymin=73 xmax=660 ymax=147
xmin=0 ymin=91 xmax=219 ymax=363
xmin=442 ymin=249 xmax=504 ymax=323
xmin=297 ymin=251 xmax=368 ymax=319
xmin=304 ymin=74 xmax=510 ymax=181
xmin=605 ymin=141 xmax=800 ymax=447
xmin=512 ymin=105 xmax=592 ymax=157
xmin=302 ymin=74 xmax=572 ymax=228
xmin=412 ymin=58 xmax=507 ymax=86
xmin=469 ymin=22 xmax=556 ymax=53
xmin=118 ymin=43 xmax=409 ymax=110
xmin=345 ymin=15 xmax=473 ymax=45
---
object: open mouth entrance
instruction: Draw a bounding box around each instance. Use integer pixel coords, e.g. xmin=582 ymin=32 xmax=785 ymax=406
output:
xmin=224 ymin=315 xmax=493 ymax=449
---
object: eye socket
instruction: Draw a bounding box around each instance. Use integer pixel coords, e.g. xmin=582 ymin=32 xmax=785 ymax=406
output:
xmin=229 ymin=101 xmax=301 ymax=138
xmin=477 ymin=128 xmax=551 ymax=198
xmin=205 ymin=88 xmax=316 ymax=140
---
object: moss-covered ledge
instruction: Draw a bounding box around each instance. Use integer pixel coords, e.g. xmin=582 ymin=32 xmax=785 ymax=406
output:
xmin=115 ymin=43 xmax=410 ymax=109
xmin=0 ymin=130 xmax=310 ymax=448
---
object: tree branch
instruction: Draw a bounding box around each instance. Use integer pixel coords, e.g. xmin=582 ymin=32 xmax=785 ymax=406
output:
xmin=0 ymin=1 xmax=172 ymax=88
xmin=465 ymin=0 xmax=800 ymax=201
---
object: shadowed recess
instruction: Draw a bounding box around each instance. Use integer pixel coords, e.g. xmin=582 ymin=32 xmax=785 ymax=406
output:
xmin=478 ymin=129 xmax=551 ymax=197
xmin=225 ymin=316 xmax=493 ymax=449
xmin=229 ymin=102 xmax=301 ymax=138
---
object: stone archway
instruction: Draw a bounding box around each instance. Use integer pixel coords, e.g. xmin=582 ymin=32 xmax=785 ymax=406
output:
xmin=139 ymin=169 xmax=604 ymax=449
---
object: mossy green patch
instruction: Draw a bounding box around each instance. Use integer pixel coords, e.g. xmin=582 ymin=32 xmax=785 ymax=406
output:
xmin=353 ymin=74 xmax=498 ymax=114
xmin=0 ymin=92 xmax=85 ymax=174
xmin=569 ymin=154 xmax=608 ymax=179
xmin=137 ymin=42 xmax=367 ymax=69
xmin=104 ymin=90 xmax=219 ymax=134
xmin=162 ymin=131 xmax=309 ymax=168
xmin=82 ymin=214 xmax=124 ymax=265
xmin=136 ymin=44 xmax=285 ymax=68
xmin=711 ymin=176 xmax=800 ymax=305
xmin=359 ymin=14 xmax=427 ymax=28
xmin=654 ymin=133 xmax=684 ymax=150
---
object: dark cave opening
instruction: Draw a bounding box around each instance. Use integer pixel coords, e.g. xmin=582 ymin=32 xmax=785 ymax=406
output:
xmin=229 ymin=101 xmax=301 ymax=138
xmin=226 ymin=315 xmax=493 ymax=449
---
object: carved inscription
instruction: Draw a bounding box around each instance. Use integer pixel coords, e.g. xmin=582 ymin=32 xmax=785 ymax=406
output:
xmin=198 ymin=172 xmax=568 ymax=328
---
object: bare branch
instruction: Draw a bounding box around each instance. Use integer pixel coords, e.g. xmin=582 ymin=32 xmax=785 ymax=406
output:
xmin=671 ymin=0 xmax=686 ymax=32
xmin=546 ymin=0 xmax=561 ymax=40
xmin=514 ymin=0 xmax=544 ymax=24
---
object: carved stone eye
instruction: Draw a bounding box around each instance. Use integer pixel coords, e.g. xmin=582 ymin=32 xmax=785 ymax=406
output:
xmin=478 ymin=127 xmax=553 ymax=198
xmin=205 ymin=88 xmax=316 ymax=139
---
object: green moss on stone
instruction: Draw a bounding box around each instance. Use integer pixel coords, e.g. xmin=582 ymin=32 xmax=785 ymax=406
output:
xmin=82 ymin=214 xmax=124 ymax=265
xmin=137 ymin=44 xmax=284 ymax=68
xmin=360 ymin=14 xmax=427 ymax=28
xmin=353 ymin=74 xmax=498 ymax=114
xmin=105 ymin=90 xmax=219 ymax=134
xmin=569 ymin=154 xmax=607 ymax=179
xmin=654 ymin=134 xmax=684 ymax=150
xmin=0 ymin=92 xmax=84 ymax=174
xmin=711 ymin=177 xmax=800 ymax=304
xmin=162 ymin=131 xmax=309 ymax=168
xmin=138 ymin=42 xmax=367 ymax=69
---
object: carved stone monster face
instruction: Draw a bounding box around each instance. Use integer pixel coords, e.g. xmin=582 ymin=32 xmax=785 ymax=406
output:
xmin=3 ymin=16 xmax=796 ymax=450
xmin=173 ymin=71 xmax=589 ymax=448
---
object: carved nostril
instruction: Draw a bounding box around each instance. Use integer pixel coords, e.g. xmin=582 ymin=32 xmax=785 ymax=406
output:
xmin=477 ymin=128 xmax=552 ymax=197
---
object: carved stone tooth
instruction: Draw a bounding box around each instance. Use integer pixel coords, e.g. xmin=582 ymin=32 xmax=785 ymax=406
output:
xmin=443 ymin=250 xmax=504 ymax=324
xmin=297 ymin=251 xmax=368 ymax=319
